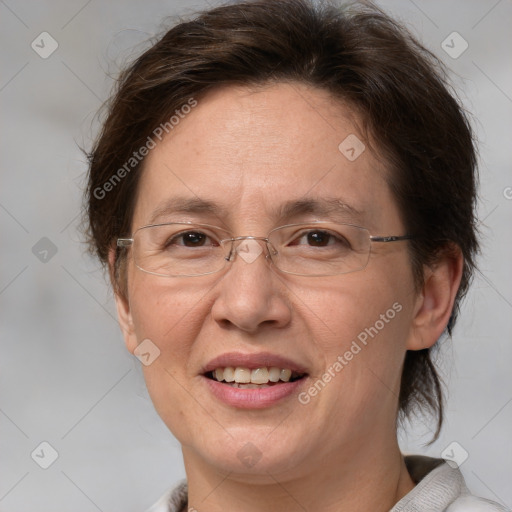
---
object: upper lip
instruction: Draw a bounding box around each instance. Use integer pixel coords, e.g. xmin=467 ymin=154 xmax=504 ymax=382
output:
xmin=202 ymin=351 xmax=309 ymax=375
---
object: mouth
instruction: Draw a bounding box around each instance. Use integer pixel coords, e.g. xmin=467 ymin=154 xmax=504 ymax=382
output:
xmin=201 ymin=352 xmax=309 ymax=408
xmin=205 ymin=366 xmax=307 ymax=388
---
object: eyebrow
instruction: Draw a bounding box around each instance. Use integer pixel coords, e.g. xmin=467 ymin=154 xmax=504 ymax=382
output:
xmin=276 ymin=197 xmax=364 ymax=224
xmin=147 ymin=196 xmax=364 ymax=226
xmin=149 ymin=197 xmax=225 ymax=225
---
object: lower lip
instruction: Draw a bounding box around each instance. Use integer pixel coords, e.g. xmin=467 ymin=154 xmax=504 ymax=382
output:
xmin=203 ymin=376 xmax=305 ymax=409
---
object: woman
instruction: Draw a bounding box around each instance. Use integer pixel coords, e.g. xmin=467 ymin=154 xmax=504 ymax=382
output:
xmin=85 ymin=0 xmax=507 ymax=510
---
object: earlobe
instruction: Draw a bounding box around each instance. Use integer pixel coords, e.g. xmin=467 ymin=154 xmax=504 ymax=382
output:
xmin=406 ymin=246 xmax=463 ymax=351
xmin=114 ymin=292 xmax=138 ymax=354
xmin=109 ymin=246 xmax=138 ymax=354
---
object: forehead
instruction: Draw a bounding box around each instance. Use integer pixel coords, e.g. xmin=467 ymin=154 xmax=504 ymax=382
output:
xmin=133 ymin=82 xmax=401 ymax=232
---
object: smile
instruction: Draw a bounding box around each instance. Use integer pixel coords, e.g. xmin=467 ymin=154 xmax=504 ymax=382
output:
xmin=201 ymin=352 xmax=309 ymax=408
xmin=207 ymin=366 xmax=305 ymax=387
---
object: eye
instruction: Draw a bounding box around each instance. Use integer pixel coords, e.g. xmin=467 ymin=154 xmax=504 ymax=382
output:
xmin=291 ymin=229 xmax=349 ymax=248
xmin=167 ymin=231 xmax=216 ymax=248
xmin=303 ymin=230 xmax=332 ymax=247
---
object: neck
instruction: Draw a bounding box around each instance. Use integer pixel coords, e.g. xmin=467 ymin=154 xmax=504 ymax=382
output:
xmin=182 ymin=438 xmax=415 ymax=512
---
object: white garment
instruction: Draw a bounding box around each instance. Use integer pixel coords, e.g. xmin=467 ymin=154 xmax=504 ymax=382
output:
xmin=145 ymin=455 xmax=509 ymax=512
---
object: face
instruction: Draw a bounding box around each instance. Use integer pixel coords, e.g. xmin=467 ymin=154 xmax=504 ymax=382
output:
xmin=116 ymin=82 xmax=424 ymax=481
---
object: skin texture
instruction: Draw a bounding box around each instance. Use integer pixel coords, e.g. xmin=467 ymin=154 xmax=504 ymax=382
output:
xmin=113 ymin=82 xmax=463 ymax=511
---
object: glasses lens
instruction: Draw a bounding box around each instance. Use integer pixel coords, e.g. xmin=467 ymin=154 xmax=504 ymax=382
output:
xmin=268 ymin=223 xmax=371 ymax=276
xmin=133 ymin=224 xmax=230 ymax=276
xmin=130 ymin=222 xmax=371 ymax=277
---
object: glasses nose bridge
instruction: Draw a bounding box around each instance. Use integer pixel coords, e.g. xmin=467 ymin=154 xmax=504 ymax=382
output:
xmin=223 ymin=235 xmax=276 ymax=264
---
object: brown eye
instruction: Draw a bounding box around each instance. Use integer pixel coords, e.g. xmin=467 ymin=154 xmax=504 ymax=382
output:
xmin=180 ymin=232 xmax=207 ymax=247
xmin=291 ymin=230 xmax=347 ymax=248
xmin=306 ymin=231 xmax=332 ymax=246
xmin=166 ymin=231 xmax=214 ymax=248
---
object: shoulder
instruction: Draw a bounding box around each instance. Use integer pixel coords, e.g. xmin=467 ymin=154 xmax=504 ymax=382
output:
xmin=446 ymin=495 xmax=510 ymax=512
xmin=144 ymin=480 xmax=188 ymax=512
xmin=395 ymin=455 xmax=509 ymax=512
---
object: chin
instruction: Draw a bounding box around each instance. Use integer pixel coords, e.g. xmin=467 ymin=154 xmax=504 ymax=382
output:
xmin=188 ymin=424 xmax=311 ymax=478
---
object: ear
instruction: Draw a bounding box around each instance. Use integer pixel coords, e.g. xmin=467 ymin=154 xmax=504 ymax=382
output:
xmin=109 ymin=247 xmax=138 ymax=354
xmin=406 ymin=245 xmax=464 ymax=351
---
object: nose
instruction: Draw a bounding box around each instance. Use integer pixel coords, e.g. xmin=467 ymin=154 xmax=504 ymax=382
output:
xmin=210 ymin=238 xmax=292 ymax=333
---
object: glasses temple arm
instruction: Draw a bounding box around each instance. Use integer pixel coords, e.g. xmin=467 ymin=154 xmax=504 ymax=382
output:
xmin=369 ymin=234 xmax=415 ymax=243
xmin=117 ymin=238 xmax=134 ymax=248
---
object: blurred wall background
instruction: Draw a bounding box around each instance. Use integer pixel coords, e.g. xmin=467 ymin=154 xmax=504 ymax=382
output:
xmin=1 ymin=0 xmax=511 ymax=510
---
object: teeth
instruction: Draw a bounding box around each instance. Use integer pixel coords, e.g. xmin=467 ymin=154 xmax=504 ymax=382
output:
xmin=234 ymin=367 xmax=251 ymax=383
xmin=251 ymin=368 xmax=269 ymax=384
xmin=268 ymin=367 xmax=281 ymax=382
xmin=280 ymin=369 xmax=292 ymax=382
xmin=223 ymin=367 xmax=235 ymax=382
xmin=210 ymin=366 xmax=300 ymax=384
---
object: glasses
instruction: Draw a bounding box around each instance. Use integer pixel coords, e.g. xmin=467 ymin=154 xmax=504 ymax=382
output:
xmin=117 ymin=222 xmax=413 ymax=278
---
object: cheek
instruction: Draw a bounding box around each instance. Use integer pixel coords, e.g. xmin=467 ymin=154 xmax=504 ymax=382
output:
xmin=295 ymin=263 xmax=410 ymax=345
xmin=299 ymin=263 xmax=415 ymax=390
xmin=128 ymin=274 xmax=217 ymax=441
xmin=127 ymin=270 xmax=214 ymax=397
xmin=128 ymin=267 xmax=209 ymax=343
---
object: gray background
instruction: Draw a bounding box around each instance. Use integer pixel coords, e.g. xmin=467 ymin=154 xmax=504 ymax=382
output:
xmin=0 ymin=0 xmax=511 ymax=510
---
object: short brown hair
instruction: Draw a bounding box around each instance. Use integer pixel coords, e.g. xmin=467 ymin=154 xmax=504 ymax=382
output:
xmin=84 ymin=0 xmax=479 ymax=442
